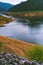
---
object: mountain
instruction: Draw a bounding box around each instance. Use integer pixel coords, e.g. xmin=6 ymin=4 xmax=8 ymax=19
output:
xmin=0 ymin=2 xmax=13 ymax=11
xmin=9 ymin=0 xmax=43 ymax=12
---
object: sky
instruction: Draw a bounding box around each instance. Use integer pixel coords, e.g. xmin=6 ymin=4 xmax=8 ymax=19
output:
xmin=0 ymin=0 xmax=27 ymax=5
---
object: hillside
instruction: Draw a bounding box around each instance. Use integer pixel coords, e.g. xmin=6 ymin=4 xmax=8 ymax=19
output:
xmin=9 ymin=0 xmax=43 ymax=12
xmin=0 ymin=2 xmax=13 ymax=11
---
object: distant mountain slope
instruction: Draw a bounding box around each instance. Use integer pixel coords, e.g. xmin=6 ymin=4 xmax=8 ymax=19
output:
xmin=9 ymin=0 xmax=43 ymax=12
xmin=0 ymin=2 xmax=13 ymax=11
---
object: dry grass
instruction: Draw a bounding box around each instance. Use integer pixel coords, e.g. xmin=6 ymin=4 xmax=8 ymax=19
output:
xmin=0 ymin=36 xmax=36 ymax=58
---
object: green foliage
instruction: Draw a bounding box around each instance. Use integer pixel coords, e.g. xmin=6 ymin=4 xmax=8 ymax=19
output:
xmin=26 ymin=46 xmax=43 ymax=63
xmin=0 ymin=42 xmax=4 ymax=52
xmin=0 ymin=42 xmax=3 ymax=46
xmin=9 ymin=0 xmax=43 ymax=12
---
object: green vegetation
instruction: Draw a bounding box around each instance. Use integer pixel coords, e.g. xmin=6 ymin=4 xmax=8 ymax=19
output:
xmin=0 ymin=36 xmax=43 ymax=63
xmin=8 ymin=0 xmax=43 ymax=17
xmin=25 ymin=46 xmax=43 ymax=63
xmin=0 ymin=42 xmax=4 ymax=52
xmin=8 ymin=0 xmax=43 ymax=12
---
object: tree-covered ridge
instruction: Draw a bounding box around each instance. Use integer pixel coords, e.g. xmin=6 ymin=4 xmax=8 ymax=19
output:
xmin=0 ymin=2 xmax=13 ymax=11
xmin=9 ymin=0 xmax=43 ymax=12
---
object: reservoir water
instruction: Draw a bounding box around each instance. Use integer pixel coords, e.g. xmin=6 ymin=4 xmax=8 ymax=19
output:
xmin=0 ymin=17 xmax=43 ymax=45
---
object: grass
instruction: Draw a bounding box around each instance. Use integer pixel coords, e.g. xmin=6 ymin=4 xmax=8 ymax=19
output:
xmin=0 ymin=36 xmax=43 ymax=63
xmin=25 ymin=46 xmax=43 ymax=63
xmin=0 ymin=42 xmax=4 ymax=52
xmin=0 ymin=36 xmax=35 ymax=57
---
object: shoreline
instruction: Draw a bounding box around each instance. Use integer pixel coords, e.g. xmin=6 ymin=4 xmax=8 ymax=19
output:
xmin=0 ymin=35 xmax=35 ymax=46
xmin=6 ymin=11 xmax=43 ymax=17
xmin=0 ymin=35 xmax=36 ymax=58
xmin=0 ymin=15 xmax=13 ymax=27
xmin=6 ymin=11 xmax=43 ymax=22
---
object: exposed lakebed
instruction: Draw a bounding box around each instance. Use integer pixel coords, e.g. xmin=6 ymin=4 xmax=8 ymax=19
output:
xmin=0 ymin=15 xmax=43 ymax=45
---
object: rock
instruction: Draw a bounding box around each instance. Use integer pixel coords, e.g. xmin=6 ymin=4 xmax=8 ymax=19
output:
xmin=0 ymin=52 xmax=41 ymax=65
xmin=23 ymin=61 xmax=31 ymax=65
xmin=32 ymin=60 xmax=40 ymax=65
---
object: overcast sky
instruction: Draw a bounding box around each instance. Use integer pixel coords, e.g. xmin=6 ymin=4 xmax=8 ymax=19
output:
xmin=0 ymin=0 xmax=27 ymax=5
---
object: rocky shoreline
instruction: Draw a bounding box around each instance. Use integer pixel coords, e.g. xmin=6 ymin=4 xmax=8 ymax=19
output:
xmin=0 ymin=52 xmax=42 ymax=65
xmin=0 ymin=15 xmax=13 ymax=27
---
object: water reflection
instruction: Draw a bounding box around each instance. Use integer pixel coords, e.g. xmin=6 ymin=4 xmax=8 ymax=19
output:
xmin=0 ymin=17 xmax=43 ymax=45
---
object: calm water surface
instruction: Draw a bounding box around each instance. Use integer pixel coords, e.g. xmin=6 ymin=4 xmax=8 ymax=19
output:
xmin=0 ymin=17 xmax=43 ymax=45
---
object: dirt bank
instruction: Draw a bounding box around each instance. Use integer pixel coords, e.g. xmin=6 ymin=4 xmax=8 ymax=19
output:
xmin=0 ymin=36 xmax=36 ymax=58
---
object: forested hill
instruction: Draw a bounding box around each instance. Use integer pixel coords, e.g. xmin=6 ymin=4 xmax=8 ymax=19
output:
xmin=0 ymin=2 xmax=13 ymax=11
xmin=8 ymin=0 xmax=43 ymax=12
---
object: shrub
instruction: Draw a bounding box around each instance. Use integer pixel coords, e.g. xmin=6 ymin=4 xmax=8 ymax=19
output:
xmin=25 ymin=46 xmax=43 ymax=63
xmin=0 ymin=42 xmax=4 ymax=52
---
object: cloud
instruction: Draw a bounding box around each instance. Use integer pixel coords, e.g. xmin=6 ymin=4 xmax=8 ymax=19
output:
xmin=0 ymin=0 xmax=27 ymax=4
